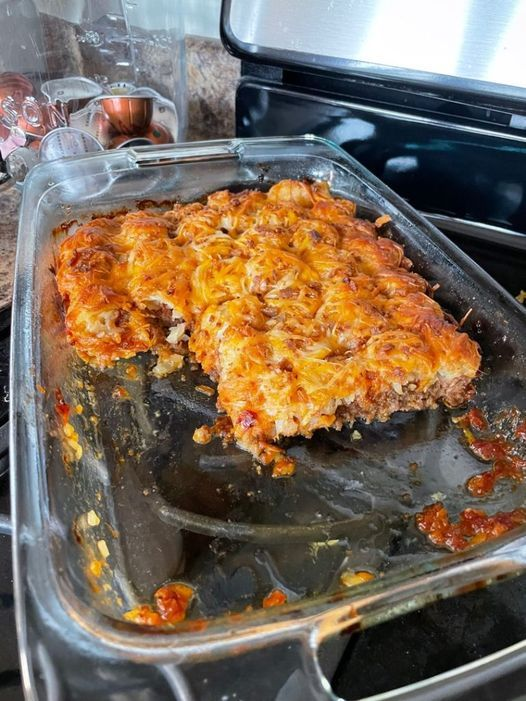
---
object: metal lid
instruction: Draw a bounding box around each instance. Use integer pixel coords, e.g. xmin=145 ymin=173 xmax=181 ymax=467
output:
xmin=222 ymin=0 xmax=526 ymax=103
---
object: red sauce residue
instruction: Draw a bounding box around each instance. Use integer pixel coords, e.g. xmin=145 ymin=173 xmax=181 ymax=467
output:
xmin=454 ymin=407 xmax=526 ymax=496
xmin=468 ymin=437 xmax=508 ymax=461
xmin=154 ymin=583 xmax=194 ymax=624
xmin=112 ymin=386 xmax=130 ymax=400
xmin=416 ymin=502 xmax=526 ymax=552
xmin=262 ymin=588 xmax=288 ymax=608
xmin=124 ymin=582 xmax=194 ymax=627
xmin=467 ymin=456 xmax=526 ymax=497
xmin=124 ymin=605 xmax=163 ymax=626
xmin=454 ymin=407 xmax=489 ymax=432
xmin=516 ymin=421 xmax=526 ymax=441
xmin=55 ymin=388 xmax=70 ymax=424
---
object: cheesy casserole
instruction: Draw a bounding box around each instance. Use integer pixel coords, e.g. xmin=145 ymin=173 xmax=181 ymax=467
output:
xmin=56 ymin=180 xmax=481 ymax=476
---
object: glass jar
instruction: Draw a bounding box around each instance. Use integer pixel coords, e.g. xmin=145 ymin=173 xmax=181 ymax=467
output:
xmin=0 ymin=0 xmax=186 ymax=188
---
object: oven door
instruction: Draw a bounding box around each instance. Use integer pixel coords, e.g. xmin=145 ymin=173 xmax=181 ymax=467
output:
xmin=236 ymin=77 xmax=526 ymax=265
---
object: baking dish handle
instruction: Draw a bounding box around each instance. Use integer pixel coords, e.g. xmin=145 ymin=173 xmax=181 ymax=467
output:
xmin=160 ymin=530 xmax=526 ymax=700
xmin=160 ymin=645 xmax=526 ymax=701
xmin=130 ymin=142 xmax=242 ymax=168
xmin=160 ymin=635 xmax=334 ymax=701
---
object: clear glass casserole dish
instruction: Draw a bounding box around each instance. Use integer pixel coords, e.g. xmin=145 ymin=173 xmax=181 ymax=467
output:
xmin=11 ymin=136 xmax=526 ymax=700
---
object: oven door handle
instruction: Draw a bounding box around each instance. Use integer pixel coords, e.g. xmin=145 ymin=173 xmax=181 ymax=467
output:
xmin=130 ymin=142 xmax=242 ymax=168
xmin=422 ymin=212 xmax=526 ymax=251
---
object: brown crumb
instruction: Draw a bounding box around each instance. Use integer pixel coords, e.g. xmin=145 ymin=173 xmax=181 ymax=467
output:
xmin=195 ymin=384 xmax=215 ymax=397
xmin=272 ymin=455 xmax=296 ymax=478
xmin=193 ymin=425 xmax=212 ymax=445
xmin=340 ymin=570 xmax=375 ymax=587
xmin=375 ymin=214 xmax=392 ymax=228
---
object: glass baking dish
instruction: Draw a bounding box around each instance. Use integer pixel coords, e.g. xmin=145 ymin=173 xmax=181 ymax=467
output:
xmin=11 ymin=136 xmax=526 ymax=700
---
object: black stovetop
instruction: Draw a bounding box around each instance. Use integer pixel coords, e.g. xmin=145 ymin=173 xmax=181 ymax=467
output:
xmin=1 ymin=242 xmax=525 ymax=700
xmin=0 ymin=309 xmax=9 ymax=479
xmin=0 ymin=476 xmax=19 ymax=701
xmin=0 ymin=306 xmax=19 ymax=699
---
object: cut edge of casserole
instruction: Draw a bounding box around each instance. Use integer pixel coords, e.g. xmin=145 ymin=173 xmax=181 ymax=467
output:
xmin=55 ymin=180 xmax=481 ymax=476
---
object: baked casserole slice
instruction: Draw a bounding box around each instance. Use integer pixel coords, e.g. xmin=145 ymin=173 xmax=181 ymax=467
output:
xmin=56 ymin=180 xmax=481 ymax=476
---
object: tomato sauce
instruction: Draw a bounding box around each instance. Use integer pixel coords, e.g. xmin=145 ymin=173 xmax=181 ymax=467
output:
xmin=262 ymin=588 xmax=288 ymax=608
xmin=416 ymin=502 xmax=526 ymax=552
xmin=454 ymin=407 xmax=526 ymax=496
xmin=453 ymin=407 xmax=489 ymax=432
xmin=54 ymin=387 xmax=71 ymax=424
xmin=124 ymin=582 xmax=194 ymax=627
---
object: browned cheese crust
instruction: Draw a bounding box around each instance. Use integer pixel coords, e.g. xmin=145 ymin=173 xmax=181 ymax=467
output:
xmin=56 ymin=180 xmax=481 ymax=474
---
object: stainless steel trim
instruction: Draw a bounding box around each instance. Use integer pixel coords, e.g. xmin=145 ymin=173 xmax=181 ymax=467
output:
xmin=422 ymin=213 xmax=526 ymax=251
xmin=226 ymin=0 xmax=526 ymax=100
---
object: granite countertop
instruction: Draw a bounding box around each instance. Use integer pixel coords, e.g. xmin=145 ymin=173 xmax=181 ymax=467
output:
xmin=0 ymin=187 xmax=20 ymax=309
xmin=0 ymin=36 xmax=240 ymax=311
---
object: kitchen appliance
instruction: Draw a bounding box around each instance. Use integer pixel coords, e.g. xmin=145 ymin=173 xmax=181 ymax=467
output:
xmin=221 ymin=0 xmax=526 ymax=697
xmin=226 ymin=0 xmax=526 ymax=263
xmin=8 ymin=135 xmax=526 ymax=701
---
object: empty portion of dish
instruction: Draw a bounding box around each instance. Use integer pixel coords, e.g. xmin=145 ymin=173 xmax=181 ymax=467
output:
xmin=55 ymin=179 xmax=481 ymax=474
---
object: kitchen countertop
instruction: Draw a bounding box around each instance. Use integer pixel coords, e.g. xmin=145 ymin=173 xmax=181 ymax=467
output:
xmin=0 ymin=190 xmax=20 ymax=312
xmin=0 ymin=36 xmax=240 ymax=311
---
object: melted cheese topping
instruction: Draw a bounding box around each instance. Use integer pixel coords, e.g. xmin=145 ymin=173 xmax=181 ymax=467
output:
xmin=56 ymin=180 xmax=481 ymax=474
